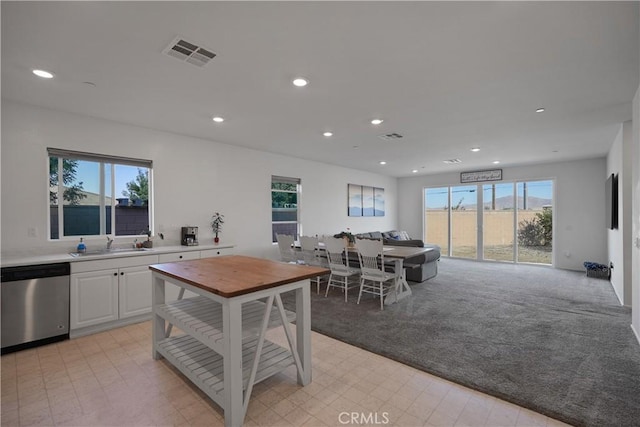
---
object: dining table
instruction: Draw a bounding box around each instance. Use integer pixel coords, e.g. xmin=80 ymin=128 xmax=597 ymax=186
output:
xmin=375 ymin=245 xmax=435 ymax=304
xmin=307 ymin=241 xmax=435 ymax=305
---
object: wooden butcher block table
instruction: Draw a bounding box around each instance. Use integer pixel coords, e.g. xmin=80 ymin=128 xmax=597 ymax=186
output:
xmin=149 ymin=255 xmax=328 ymax=427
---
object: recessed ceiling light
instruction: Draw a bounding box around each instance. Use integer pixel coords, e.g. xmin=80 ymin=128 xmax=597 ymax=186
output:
xmin=470 ymin=147 xmax=481 ymax=152
xmin=412 ymin=170 xmax=418 ymax=173
xmin=371 ymin=119 xmax=384 ymax=125
xmin=323 ymin=132 xmax=333 ymax=137
xmin=493 ymin=160 xmax=501 ymax=164
xmin=292 ymin=78 xmax=308 ymax=87
xmin=535 ymin=107 xmax=545 ymax=113
xmin=33 ymin=69 xmax=54 ymax=79
xmin=212 ymin=116 xmax=224 ymax=123
xmin=379 ymin=161 xmax=387 ymax=165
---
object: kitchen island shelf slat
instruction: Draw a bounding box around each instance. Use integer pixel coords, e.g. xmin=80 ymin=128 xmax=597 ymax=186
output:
xmin=156 ymin=334 xmax=295 ymax=407
xmin=156 ymin=296 xmax=295 ymax=354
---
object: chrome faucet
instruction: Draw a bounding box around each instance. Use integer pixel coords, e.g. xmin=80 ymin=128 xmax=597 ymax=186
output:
xmin=106 ymin=236 xmax=114 ymax=250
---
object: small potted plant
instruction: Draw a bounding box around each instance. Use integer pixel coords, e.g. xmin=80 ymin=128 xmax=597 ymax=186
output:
xmin=141 ymin=229 xmax=153 ymax=248
xmin=334 ymin=230 xmax=355 ymax=247
xmin=211 ymin=212 xmax=224 ymax=244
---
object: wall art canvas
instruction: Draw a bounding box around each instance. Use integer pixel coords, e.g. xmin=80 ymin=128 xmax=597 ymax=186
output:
xmin=348 ymin=184 xmax=362 ymax=216
xmin=374 ymin=187 xmax=385 ymax=216
xmin=362 ymin=186 xmax=375 ymax=216
xmin=348 ymin=184 xmax=385 ymax=217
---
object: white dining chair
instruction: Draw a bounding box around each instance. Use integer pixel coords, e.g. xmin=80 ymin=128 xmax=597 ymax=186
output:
xmin=276 ymin=234 xmax=297 ymax=263
xmin=299 ymin=235 xmax=329 ymax=293
xmin=324 ymin=236 xmax=360 ymax=302
xmin=355 ymin=238 xmax=397 ymax=310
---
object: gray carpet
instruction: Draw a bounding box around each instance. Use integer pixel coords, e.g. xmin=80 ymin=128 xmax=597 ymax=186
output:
xmin=285 ymin=258 xmax=640 ymax=427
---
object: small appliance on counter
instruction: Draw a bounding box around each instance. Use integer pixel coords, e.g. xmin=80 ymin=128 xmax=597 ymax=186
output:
xmin=181 ymin=226 xmax=199 ymax=246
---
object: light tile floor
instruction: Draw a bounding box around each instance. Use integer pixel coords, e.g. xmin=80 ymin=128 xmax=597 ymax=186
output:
xmin=1 ymin=321 xmax=571 ymax=427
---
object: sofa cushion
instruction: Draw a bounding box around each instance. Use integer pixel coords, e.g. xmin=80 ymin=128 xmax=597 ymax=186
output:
xmin=383 ymin=238 xmax=425 ymax=247
xmin=369 ymin=231 xmax=383 ymax=240
xmin=398 ymin=230 xmax=411 ymax=240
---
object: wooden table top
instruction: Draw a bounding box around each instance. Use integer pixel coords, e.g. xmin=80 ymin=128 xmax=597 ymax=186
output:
xmin=149 ymin=255 xmax=329 ymax=298
xmin=378 ymin=245 xmax=434 ymax=259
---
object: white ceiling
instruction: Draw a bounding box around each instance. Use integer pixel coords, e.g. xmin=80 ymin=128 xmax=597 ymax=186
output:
xmin=2 ymin=1 xmax=638 ymax=177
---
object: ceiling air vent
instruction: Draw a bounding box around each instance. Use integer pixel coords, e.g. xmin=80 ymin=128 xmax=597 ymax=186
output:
xmin=378 ymin=133 xmax=404 ymax=141
xmin=163 ymin=37 xmax=216 ymax=67
xmin=443 ymin=159 xmax=462 ymax=164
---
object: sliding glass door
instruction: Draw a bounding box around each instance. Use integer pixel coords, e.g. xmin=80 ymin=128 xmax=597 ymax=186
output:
xmin=483 ymin=183 xmax=515 ymax=262
xmin=424 ymin=179 xmax=553 ymax=265
xmin=424 ymin=187 xmax=449 ymax=256
xmin=517 ymin=180 xmax=553 ymax=264
xmin=450 ymin=185 xmax=477 ymax=259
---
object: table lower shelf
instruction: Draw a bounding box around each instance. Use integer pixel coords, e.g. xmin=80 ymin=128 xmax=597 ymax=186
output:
xmin=155 ymin=334 xmax=295 ymax=407
xmin=156 ymin=296 xmax=296 ymax=354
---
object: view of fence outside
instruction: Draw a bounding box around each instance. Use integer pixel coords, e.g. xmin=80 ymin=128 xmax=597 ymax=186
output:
xmin=272 ymin=207 xmax=298 ymax=242
xmin=425 ymin=210 xmax=551 ymax=264
xmin=50 ymin=205 xmax=149 ymax=239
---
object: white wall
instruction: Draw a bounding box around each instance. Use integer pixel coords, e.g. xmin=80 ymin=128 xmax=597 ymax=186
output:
xmin=397 ymin=158 xmax=608 ymax=271
xmin=0 ymin=100 xmax=398 ymax=260
xmin=606 ymin=121 xmax=633 ymax=306
xmin=632 ymin=85 xmax=640 ymax=343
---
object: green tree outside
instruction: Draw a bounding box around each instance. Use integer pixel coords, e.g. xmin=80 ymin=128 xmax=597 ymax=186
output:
xmin=49 ymin=157 xmax=87 ymax=205
xmin=123 ymin=168 xmax=149 ymax=204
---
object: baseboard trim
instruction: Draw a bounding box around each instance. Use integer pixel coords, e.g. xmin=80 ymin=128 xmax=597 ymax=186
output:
xmin=631 ymin=324 xmax=640 ymax=346
xmin=70 ymin=313 xmax=151 ymax=339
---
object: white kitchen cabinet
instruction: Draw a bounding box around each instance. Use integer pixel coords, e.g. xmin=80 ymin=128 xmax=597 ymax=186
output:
xmin=70 ymin=254 xmax=159 ymax=333
xmin=118 ymin=265 xmax=153 ymax=319
xmin=67 ymin=246 xmax=234 ymax=336
xmin=71 ymin=269 xmax=119 ymax=329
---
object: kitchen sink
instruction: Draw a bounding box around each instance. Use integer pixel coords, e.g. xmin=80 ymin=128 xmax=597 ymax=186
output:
xmin=69 ymin=247 xmax=154 ymax=257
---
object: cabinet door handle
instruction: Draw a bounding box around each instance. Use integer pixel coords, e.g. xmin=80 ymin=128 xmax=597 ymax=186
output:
xmin=113 ymin=272 xmax=118 ymax=276
xmin=179 ymin=255 xmax=183 ymax=259
xmin=120 ymin=272 xmax=124 ymax=275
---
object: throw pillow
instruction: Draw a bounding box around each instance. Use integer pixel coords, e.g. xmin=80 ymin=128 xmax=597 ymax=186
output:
xmin=399 ymin=230 xmax=411 ymax=240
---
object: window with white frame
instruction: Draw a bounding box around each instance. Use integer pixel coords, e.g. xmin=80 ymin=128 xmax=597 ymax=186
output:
xmin=271 ymin=176 xmax=300 ymax=242
xmin=48 ymin=148 xmax=152 ymax=239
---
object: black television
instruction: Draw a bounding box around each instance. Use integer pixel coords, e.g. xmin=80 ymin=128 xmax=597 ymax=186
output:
xmin=606 ymin=173 xmax=618 ymax=230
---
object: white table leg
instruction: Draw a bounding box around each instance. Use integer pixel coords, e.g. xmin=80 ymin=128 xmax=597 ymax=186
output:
xmin=151 ymin=274 xmax=165 ymax=360
xmin=385 ymin=259 xmax=412 ymax=305
xmin=222 ymin=299 xmax=244 ymax=427
xmin=295 ymin=282 xmax=312 ymax=385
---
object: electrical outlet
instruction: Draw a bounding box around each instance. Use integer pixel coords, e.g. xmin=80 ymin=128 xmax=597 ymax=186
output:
xmin=27 ymin=227 xmax=37 ymax=238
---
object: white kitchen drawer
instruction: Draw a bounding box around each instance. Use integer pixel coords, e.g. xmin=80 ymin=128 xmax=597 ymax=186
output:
xmin=71 ymin=255 xmax=159 ymax=274
xmin=158 ymin=251 xmax=201 ymax=263
xmin=200 ymin=247 xmax=234 ymax=258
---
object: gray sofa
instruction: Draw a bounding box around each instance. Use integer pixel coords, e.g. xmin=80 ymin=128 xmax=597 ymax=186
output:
xmin=355 ymin=230 xmax=441 ymax=282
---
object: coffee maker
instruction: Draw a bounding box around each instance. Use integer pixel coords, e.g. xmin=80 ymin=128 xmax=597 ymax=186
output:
xmin=181 ymin=226 xmax=199 ymax=246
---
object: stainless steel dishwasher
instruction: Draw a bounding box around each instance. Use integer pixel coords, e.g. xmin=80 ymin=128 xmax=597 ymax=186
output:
xmin=1 ymin=262 xmax=70 ymax=354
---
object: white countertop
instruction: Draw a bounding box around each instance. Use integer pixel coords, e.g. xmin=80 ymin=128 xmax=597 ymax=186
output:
xmin=1 ymin=243 xmax=235 ymax=268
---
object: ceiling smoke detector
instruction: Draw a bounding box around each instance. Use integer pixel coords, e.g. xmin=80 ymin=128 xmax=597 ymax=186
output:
xmin=443 ymin=159 xmax=462 ymax=164
xmin=163 ymin=37 xmax=216 ymax=67
xmin=377 ymin=133 xmax=403 ymax=141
